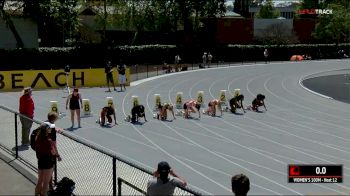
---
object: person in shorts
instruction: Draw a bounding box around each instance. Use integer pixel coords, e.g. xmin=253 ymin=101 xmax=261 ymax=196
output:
xmin=99 ymin=105 xmax=117 ymax=126
xmin=183 ymin=100 xmax=201 ymax=119
xmin=105 ymin=61 xmax=116 ymax=92
xmin=65 ymin=88 xmax=82 ymax=128
xmin=251 ymin=94 xmax=267 ymax=112
xmin=35 ymin=123 xmax=60 ymax=196
xmin=205 ymin=99 xmax=223 ymax=117
xmin=229 ymin=94 xmax=245 ymax=114
xmin=117 ymin=64 xmax=127 ymax=92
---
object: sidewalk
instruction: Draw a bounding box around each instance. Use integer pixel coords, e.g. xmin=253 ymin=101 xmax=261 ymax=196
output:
xmin=0 ymin=149 xmax=35 ymax=196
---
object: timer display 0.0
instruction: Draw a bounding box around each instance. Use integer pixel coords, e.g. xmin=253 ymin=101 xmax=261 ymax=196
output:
xmin=288 ymin=164 xmax=342 ymax=183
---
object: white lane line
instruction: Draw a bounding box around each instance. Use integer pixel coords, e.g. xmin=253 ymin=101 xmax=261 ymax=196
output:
xmin=162 ymin=73 xmax=298 ymax=193
xmin=214 ymin=151 xmax=349 ymax=195
xmin=298 ymin=67 xmax=348 ymax=100
xmin=160 ymin=120 xmax=302 ymax=195
xmin=131 ymin=61 xmax=285 ymax=87
xmin=172 ymin=125 xmax=231 ymax=143
xmin=258 ymin=77 xmax=350 ymax=154
xmin=141 ymin=128 xmax=196 ymax=146
xmin=244 ymin=76 xmax=350 ymax=190
xmin=131 ymin=75 xmax=224 ymax=194
xmin=1 ymin=92 xmax=159 ymax=151
xmin=268 ymin=76 xmax=350 ymax=131
xmin=175 ymin=155 xmax=283 ymax=195
xmin=242 ymin=74 xmax=350 ymax=154
xmin=184 ymin=75 xmax=303 ymax=194
xmin=283 ymin=76 xmax=350 ymax=122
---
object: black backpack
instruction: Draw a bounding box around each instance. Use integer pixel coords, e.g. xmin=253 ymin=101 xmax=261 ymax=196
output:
xmin=30 ymin=127 xmax=40 ymax=151
xmin=48 ymin=177 xmax=76 ymax=196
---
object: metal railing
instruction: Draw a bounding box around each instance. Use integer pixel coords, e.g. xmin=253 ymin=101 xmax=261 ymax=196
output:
xmin=0 ymin=104 xmax=202 ymax=196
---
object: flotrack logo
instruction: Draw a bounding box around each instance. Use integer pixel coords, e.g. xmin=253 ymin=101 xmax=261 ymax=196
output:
xmin=297 ymin=9 xmax=333 ymax=15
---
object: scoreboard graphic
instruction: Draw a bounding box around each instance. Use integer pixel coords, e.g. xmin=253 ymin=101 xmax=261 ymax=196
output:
xmin=288 ymin=164 xmax=342 ymax=183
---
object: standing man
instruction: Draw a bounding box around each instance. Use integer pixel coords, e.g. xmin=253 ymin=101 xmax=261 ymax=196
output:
xmin=147 ymin=161 xmax=187 ymax=196
xmin=207 ymin=52 xmax=213 ymax=68
xmin=105 ymin=61 xmax=116 ymax=92
xmin=202 ymin=52 xmax=207 ymax=68
xmin=264 ymin=49 xmax=269 ymax=64
xmin=117 ymin=64 xmax=127 ymax=92
xmin=19 ymin=87 xmax=35 ymax=149
xmin=174 ymin=54 xmax=181 ymax=72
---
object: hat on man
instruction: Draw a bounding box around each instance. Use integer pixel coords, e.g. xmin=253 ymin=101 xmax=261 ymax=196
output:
xmin=23 ymin=87 xmax=32 ymax=95
xmin=157 ymin=161 xmax=171 ymax=173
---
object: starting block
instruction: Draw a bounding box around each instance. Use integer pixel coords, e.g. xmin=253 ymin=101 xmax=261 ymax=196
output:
xmin=219 ymin=90 xmax=228 ymax=112
xmin=154 ymin=94 xmax=161 ymax=111
xmin=132 ymin=95 xmax=139 ymax=107
xmin=50 ymin=101 xmax=65 ymax=118
xmin=106 ymin=97 xmax=114 ymax=107
xmin=82 ymin=99 xmax=92 ymax=117
xmin=175 ymin=92 xmax=183 ymax=109
xmin=50 ymin=101 xmax=59 ymax=113
xmin=196 ymin=91 xmax=205 ymax=107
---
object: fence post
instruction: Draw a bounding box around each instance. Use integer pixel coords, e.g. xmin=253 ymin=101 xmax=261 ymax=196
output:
xmin=136 ymin=65 xmax=138 ymax=80
xmin=146 ymin=64 xmax=149 ymax=78
xmin=113 ymin=157 xmax=117 ymax=196
xmin=117 ymin=178 xmax=122 ymax=196
xmin=14 ymin=113 xmax=18 ymax=158
xmin=54 ymin=160 xmax=58 ymax=185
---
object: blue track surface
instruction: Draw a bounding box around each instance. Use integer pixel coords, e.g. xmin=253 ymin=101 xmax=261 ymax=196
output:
xmin=1 ymin=59 xmax=350 ymax=195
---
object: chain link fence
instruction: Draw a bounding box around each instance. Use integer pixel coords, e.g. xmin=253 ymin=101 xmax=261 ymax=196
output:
xmin=0 ymin=105 xmax=202 ymax=195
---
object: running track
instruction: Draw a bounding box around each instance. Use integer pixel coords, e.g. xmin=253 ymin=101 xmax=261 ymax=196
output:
xmin=1 ymin=60 xmax=350 ymax=195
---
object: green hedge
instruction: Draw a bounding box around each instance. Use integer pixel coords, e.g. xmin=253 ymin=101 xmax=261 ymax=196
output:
xmin=0 ymin=44 xmax=348 ymax=70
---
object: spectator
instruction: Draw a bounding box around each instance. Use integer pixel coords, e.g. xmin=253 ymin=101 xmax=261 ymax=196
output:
xmin=117 ymin=64 xmax=127 ymax=92
xmin=147 ymin=161 xmax=187 ymax=196
xmin=98 ymin=105 xmax=117 ymax=126
xmin=105 ymin=61 xmax=116 ymax=92
xmin=174 ymin=55 xmax=181 ymax=72
xmin=34 ymin=123 xmax=60 ymax=196
xmin=44 ymin=112 xmax=62 ymax=192
xmin=19 ymin=87 xmax=35 ymax=149
xmin=202 ymin=52 xmax=207 ymax=68
xmin=65 ymin=88 xmax=82 ymax=128
xmin=207 ymin=52 xmax=213 ymax=68
xmin=231 ymin=174 xmax=250 ymax=196
xmin=263 ymin=49 xmax=269 ymax=63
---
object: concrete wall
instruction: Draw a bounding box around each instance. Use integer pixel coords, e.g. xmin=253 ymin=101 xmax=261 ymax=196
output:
xmin=254 ymin=18 xmax=293 ymax=38
xmin=0 ymin=17 xmax=38 ymax=49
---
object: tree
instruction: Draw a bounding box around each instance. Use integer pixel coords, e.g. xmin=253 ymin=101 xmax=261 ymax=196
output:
xmin=313 ymin=3 xmax=350 ymax=43
xmin=234 ymin=0 xmax=251 ymax=18
xmin=0 ymin=0 xmax=25 ymax=48
xmin=0 ymin=0 xmax=80 ymax=47
xmin=39 ymin=0 xmax=80 ymax=46
xmin=103 ymin=0 xmax=225 ymax=45
xmin=255 ymin=0 xmax=280 ymax=18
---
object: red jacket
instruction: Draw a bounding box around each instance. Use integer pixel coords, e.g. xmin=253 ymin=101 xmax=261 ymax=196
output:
xmin=19 ymin=94 xmax=34 ymax=119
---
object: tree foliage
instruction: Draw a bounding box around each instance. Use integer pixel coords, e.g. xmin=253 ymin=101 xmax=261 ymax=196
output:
xmin=255 ymin=0 xmax=280 ymax=18
xmin=313 ymin=0 xmax=350 ymax=43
